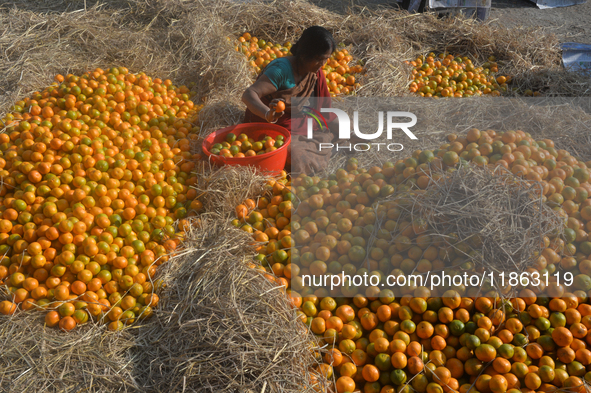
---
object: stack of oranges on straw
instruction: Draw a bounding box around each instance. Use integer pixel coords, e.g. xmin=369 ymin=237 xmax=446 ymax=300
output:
xmin=0 ymin=67 xmax=205 ymax=331
xmin=323 ymin=46 xmax=364 ymax=97
xmin=237 ymin=128 xmax=591 ymax=393
xmin=233 ymin=172 xmax=294 ymax=287
xmin=407 ymin=53 xmax=511 ymax=98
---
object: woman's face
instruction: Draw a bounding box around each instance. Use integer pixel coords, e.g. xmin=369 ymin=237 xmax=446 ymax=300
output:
xmin=302 ymin=49 xmax=333 ymax=74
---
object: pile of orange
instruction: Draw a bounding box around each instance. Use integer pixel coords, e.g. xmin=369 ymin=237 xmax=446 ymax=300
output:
xmin=233 ymin=171 xmax=294 ymax=285
xmin=407 ymin=53 xmax=512 ymax=98
xmin=234 ymin=32 xmax=292 ymax=74
xmin=235 ymin=32 xmax=364 ymax=97
xmin=322 ymin=46 xmax=364 ymax=97
xmin=238 ymin=128 xmax=591 ymax=393
xmin=0 ymin=68 xmax=205 ymax=331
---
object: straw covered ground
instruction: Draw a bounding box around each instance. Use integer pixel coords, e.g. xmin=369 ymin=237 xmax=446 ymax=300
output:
xmin=1 ymin=0 xmax=591 ymax=392
xmin=2 ymin=0 xmax=591 ymax=131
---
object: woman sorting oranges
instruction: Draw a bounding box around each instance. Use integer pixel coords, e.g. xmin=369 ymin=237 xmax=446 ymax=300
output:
xmin=241 ymin=26 xmax=338 ymax=174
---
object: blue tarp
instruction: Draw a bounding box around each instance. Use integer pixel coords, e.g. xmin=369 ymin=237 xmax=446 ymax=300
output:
xmin=530 ymin=0 xmax=586 ymax=8
xmin=561 ymin=42 xmax=591 ymax=71
xmin=429 ymin=0 xmax=489 ymax=7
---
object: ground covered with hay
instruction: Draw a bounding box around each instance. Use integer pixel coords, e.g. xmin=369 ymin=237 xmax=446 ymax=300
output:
xmin=2 ymin=1 xmax=591 ymax=393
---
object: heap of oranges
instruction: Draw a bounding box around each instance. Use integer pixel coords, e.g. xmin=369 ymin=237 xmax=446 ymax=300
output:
xmin=0 ymin=68 xmax=205 ymax=331
xmin=238 ymin=128 xmax=591 ymax=393
xmin=210 ymin=132 xmax=285 ymax=158
xmin=235 ymin=32 xmax=292 ymax=74
xmin=323 ymin=46 xmax=364 ymax=97
xmin=407 ymin=53 xmax=511 ymax=98
xmin=233 ymin=172 xmax=293 ymax=284
xmin=235 ymin=32 xmax=364 ymax=97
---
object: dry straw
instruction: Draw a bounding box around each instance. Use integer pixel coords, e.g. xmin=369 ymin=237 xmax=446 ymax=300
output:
xmin=0 ymin=312 xmax=138 ymax=392
xmin=130 ymin=165 xmax=327 ymax=392
xmin=402 ymin=164 xmax=563 ymax=297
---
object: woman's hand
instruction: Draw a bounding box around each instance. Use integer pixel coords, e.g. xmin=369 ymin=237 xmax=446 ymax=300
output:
xmin=241 ymin=75 xmax=284 ymax=123
xmin=266 ymin=99 xmax=285 ymax=123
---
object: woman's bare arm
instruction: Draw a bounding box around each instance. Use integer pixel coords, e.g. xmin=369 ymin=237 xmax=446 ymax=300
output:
xmin=241 ymin=75 xmax=284 ymax=122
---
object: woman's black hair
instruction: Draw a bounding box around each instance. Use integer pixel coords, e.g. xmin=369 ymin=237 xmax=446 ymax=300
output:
xmin=291 ymin=26 xmax=335 ymax=60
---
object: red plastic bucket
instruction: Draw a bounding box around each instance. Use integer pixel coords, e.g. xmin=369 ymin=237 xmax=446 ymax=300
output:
xmin=202 ymin=123 xmax=291 ymax=175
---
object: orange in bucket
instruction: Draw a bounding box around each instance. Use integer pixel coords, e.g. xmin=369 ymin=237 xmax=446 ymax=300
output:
xmin=202 ymin=123 xmax=291 ymax=175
